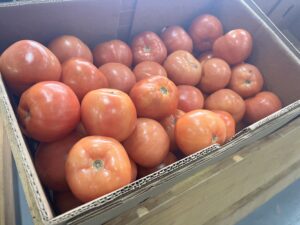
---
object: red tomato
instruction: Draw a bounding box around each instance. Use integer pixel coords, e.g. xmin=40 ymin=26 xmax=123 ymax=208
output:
xmin=197 ymin=51 xmax=214 ymax=64
xmin=48 ymin=35 xmax=93 ymax=63
xmin=65 ymin=136 xmax=132 ymax=203
xmin=160 ymin=109 xmax=185 ymax=152
xmin=130 ymin=158 xmax=137 ymax=182
xmin=229 ymin=63 xmax=264 ymax=98
xmin=123 ymin=118 xmax=169 ymax=168
xmin=175 ymin=109 xmax=226 ymax=155
xmin=99 ymin=63 xmax=136 ymax=93
xmin=205 ymin=89 xmax=246 ymax=123
xmin=131 ymin=31 xmax=167 ymax=64
xmin=212 ymin=110 xmax=236 ymax=141
xmin=0 ymin=40 xmax=61 ymax=95
xmin=213 ymin=29 xmax=253 ymax=65
xmin=189 ymin=14 xmax=223 ymax=52
xmin=198 ymin=58 xmax=231 ymax=93
xmin=244 ymin=91 xmax=282 ymax=124
xmin=81 ymin=89 xmax=137 ymax=142
xmin=130 ymin=76 xmax=178 ymax=119
xmin=177 ymin=85 xmax=204 ymax=112
xmin=138 ymin=152 xmax=177 ymax=178
xmin=133 ymin=61 xmax=167 ymax=81
xmin=53 ymin=191 xmax=82 ymax=214
xmin=34 ymin=131 xmax=83 ymax=191
xmin=93 ymin=40 xmax=132 ymax=67
xmin=163 ymin=50 xmax=202 ymax=85
xmin=18 ymin=81 xmax=80 ymax=142
xmin=61 ymin=58 xmax=108 ymax=101
xmin=160 ymin=25 xmax=193 ymax=54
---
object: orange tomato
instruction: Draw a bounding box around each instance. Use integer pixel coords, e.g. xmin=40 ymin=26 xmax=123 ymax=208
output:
xmin=175 ymin=109 xmax=226 ymax=155
xmin=65 ymin=136 xmax=132 ymax=203
xmin=81 ymin=89 xmax=137 ymax=142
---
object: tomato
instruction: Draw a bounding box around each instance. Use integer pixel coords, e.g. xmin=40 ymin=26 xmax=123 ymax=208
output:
xmin=65 ymin=136 xmax=131 ymax=203
xmin=61 ymin=58 xmax=108 ymax=101
xmin=163 ymin=50 xmax=202 ymax=85
xmin=177 ymin=85 xmax=204 ymax=112
xmin=244 ymin=91 xmax=282 ymax=124
xmin=0 ymin=40 xmax=61 ymax=95
xmin=133 ymin=61 xmax=167 ymax=81
xmin=160 ymin=109 xmax=185 ymax=152
xmin=197 ymin=58 xmax=231 ymax=93
xmin=53 ymin=191 xmax=82 ymax=214
xmin=123 ymin=118 xmax=169 ymax=168
xmin=138 ymin=152 xmax=177 ymax=178
xmin=131 ymin=31 xmax=167 ymax=64
xmin=129 ymin=76 xmax=178 ymax=119
xmin=99 ymin=63 xmax=136 ymax=93
xmin=129 ymin=158 xmax=137 ymax=182
xmin=212 ymin=110 xmax=236 ymax=141
xmin=81 ymin=89 xmax=137 ymax=142
xmin=213 ymin=29 xmax=253 ymax=65
xmin=160 ymin=25 xmax=193 ymax=54
xmin=18 ymin=81 xmax=80 ymax=142
xmin=204 ymin=89 xmax=246 ymax=123
xmin=175 ymin=109 xmax=226 ymax=155
xmin=34 ymin=131 xmax=83 ymax=191
xmin=48 ymin=35 xmax=93 ymax=63
xmin=189 ymin=14 xmax=223 ymax=52
xmin=197 ymin=51 xmax=214 ymax=64
xmin=93 ymin=40 xmax=132 ymax=67
xmin=229 ymin=63 xmax=264 ymax=98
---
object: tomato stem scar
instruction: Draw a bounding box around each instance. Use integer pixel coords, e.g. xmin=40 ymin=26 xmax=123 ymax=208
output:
xmin=93 ymin=159 xmax=104 ymax=170
xmin=160 ymin=86 xmax=168 ymax=95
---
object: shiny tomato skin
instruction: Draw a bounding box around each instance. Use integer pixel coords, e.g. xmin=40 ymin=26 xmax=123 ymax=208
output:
xmin=93 ymin=39 xmax=132 ymax=67
xmin=81 ymin=89 xmax=137 ymax=142
xmin=198 ymin=58 xmax=231 ymax=93
xmin=48 ymin=35 xmax=93 ymax=63
xmin=129 ymin=76 xmax=178 ymax=119
xmin=61 ymin=58 xmax=108 ymax=101
xmin=189 ymin=14 xmax=223 ymax=52
xmin=99 ymin=63 xmax=136 ymax=93
xmin=34 ymin=131 xmax=84 ymax=191
xmin=197 ymin=51 xmax=214 ymax=64
xmin=229 ymin=63 xmax=264 ymax=98
xmin=131 ymin=31 xmax=167 ymax=65
xmin=54 ymin=191 xmax=82 ymax=214
xmin=130 ymin=158 xmax=138 ymax=182
xmin=163 ymin=50 xmax=202 ymax=85
xmin=138 ymin=152 xmax=177 ymax=178
xmin=177 ymin=85 xmax=204 ymax=112
xmin=213 ymin=29 xmax=253 ymax=65
xmin=0 ymin=40 xmax=61 ymax=95
xmin=175 ymin=109 xmax=226 ymax=155
xmin=205 ymin=89 xmax=246 ymax=123
xmin=160 ymin=25 xmax=193 ymax=54
xmin=65 ymin=136 xmax=132 ymax=203
xmin=244 ymin=91 xmax=282 ymax=124
xmin=123 ymin=118 xmax=170 ymax=168
xmin=18 ymin=81 xmax=80 ymax=142
xmin=212 ymin=110 xmax=236 ymax=141
xmin=160 ymin=109 xmax=185 ymax=152
xmin=133 ymin=61 xmax=167 ymax=81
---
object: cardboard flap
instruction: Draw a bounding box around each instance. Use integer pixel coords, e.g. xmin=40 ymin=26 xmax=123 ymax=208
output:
xmin=0 ymin=0 xmax=122 ymax=52
xmin=130 ymin=0 xmax=212 ymax=38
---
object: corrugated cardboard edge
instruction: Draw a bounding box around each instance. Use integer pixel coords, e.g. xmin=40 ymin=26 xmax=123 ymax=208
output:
xmin=0 ymin=76 xmax=53 ymax=222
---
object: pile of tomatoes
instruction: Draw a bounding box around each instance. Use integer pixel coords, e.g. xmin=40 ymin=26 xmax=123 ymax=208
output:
xmin=0 ymin=14 xmax=282 ymax=214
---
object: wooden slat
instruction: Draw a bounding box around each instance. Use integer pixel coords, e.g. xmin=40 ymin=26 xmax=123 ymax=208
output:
xmin=106 ymin=117 xmax=300 ymax=225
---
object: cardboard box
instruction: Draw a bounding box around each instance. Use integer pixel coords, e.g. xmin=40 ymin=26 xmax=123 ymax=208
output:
xmin=0 ymin=0 xmax=299 ymax=224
